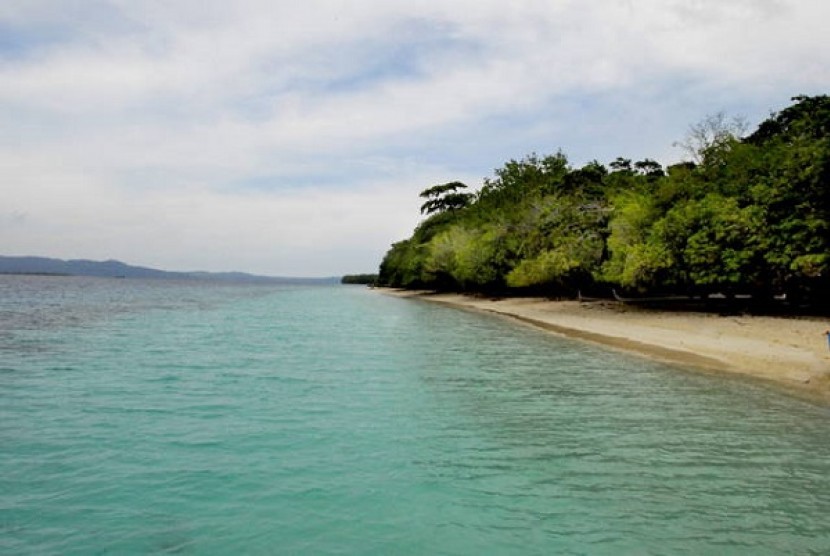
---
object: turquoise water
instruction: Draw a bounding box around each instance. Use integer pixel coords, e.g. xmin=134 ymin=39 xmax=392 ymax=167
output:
xmin=2 ymin=276 xmax=829 ymax=554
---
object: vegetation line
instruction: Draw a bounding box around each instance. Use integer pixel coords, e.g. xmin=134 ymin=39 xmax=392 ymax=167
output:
xmin=377 ymin=95 xmax=829 ymax=312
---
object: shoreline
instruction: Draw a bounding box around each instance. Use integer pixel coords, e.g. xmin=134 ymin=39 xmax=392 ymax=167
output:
xmin=377 ymin=289 xmax=830 ymax=403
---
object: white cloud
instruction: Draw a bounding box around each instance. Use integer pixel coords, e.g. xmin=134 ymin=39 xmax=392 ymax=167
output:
xmin=1 ymin=0 xmax=829 ymax=274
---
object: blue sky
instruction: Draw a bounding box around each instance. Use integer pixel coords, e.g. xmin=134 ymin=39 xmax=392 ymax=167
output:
xmin=2 ymin=0 xmax=829 ymax=276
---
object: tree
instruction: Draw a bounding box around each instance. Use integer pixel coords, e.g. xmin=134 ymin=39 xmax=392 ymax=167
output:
xmin=419 ymin=181 xmax=473 ymax=215
xmin=747 ymin=95 xmax=830 ymax=144
xmin=602 ymin=191 xmax=671 ymax=290
xmin=379 ymin=96 xmax=830 ymax=307
xmin=634 ymin=159 xmax=665 ymax=177
xmin=475 ymin=152 xmax=570 ymax=211
xmin=657 ymin=195 xmax=765 ymax=293
xmin=341 ymin=274 xmax=378 ymax=285
xmin=674 ymin=112 xmax=749 ymax=165
xmin=378 ymin=239 xmax=427 ymax=288
xmin=609 ymin=157 xmax=633 ymax=173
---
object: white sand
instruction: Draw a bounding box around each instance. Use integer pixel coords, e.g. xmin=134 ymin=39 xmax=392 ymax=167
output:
xmin=379 ymin=289 xmax=830 ymax=402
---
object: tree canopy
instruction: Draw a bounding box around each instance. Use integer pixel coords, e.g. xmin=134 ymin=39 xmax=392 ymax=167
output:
xmin=419 ymin=181 xmax=473 ymax=215
xmin=378 ymin=96 xmax=830 ymax=309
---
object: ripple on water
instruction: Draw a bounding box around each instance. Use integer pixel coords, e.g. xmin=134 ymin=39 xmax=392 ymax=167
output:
xmin=1 ymin=278 xmax=830 ymax=554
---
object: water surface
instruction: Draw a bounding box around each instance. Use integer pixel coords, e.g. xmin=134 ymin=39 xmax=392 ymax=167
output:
xmin=1 ymin=276 xmax=829 ymax=554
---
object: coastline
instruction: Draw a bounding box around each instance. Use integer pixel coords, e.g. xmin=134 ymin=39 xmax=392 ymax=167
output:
xmin=377 ymin=289 xmax=830 ymax=403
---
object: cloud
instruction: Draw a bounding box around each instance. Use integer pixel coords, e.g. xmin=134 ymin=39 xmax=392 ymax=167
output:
xmin=1 ymin=1 xmax=829 ymax=274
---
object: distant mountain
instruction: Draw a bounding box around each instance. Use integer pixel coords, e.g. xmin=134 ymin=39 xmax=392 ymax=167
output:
xmin=0 ymin=256 xmax=340 ymax=285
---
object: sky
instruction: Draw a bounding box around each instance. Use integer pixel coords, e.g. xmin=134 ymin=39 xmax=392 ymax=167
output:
xmin=2 ymin=1 xmax=829 ymax=277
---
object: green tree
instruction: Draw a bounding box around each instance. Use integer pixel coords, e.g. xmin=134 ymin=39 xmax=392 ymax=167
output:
xmin=656 ymin=195 xmax=765 ymax=293
xmin=380 ymin=95 xmax=830 ymax=306
xmin=419 ymin=182 xmax=473 ymax=215
xmin=602 ymin=191 xmax=671 ymax=290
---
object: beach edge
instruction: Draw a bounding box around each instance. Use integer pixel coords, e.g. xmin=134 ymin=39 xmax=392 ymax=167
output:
xmin=376 ymin=288 xmax=830 ymax=404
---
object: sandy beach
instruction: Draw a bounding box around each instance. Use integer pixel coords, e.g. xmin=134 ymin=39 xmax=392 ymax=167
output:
xmin=379 ymin=289 xmax=830 ymax=402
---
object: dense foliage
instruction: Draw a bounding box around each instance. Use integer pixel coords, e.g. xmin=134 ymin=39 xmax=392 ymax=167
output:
xmin=341 ymin=274 xmax=379 ymax=285
xmin=378 ymin=96 xmax=830 ymax=306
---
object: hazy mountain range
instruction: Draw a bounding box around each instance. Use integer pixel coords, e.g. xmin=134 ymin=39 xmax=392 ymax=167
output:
xmin=0 ymin=256 xmax=340 ymax=284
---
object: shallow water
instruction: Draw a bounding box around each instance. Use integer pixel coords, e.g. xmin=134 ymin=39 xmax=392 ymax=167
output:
xmin=1 ymin=276 xmax=829 ymax=554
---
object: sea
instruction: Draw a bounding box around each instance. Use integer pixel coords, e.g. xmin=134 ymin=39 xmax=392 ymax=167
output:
xmin=1 ymin=275 xmax=829 ymax=555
